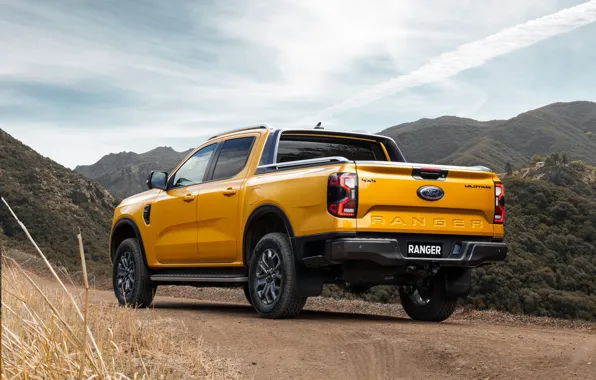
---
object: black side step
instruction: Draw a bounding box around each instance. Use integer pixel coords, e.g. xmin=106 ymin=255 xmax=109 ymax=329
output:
xmin=150 ymin=268 xmax=247 ymax=283
xmin=150 ymin=274 xmax=247 ymax=283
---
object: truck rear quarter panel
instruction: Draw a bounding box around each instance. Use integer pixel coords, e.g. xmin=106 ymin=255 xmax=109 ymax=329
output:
xmin=243 ymin=163 xmax=358 ymax=238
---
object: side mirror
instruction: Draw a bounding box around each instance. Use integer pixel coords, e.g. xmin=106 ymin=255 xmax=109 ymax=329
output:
xmin=147 ymin=171 xmax=168 ymax=190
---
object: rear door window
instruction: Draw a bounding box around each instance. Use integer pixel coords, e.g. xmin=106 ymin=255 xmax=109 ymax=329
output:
xmin=211 ymin=136 xmax=256 ymax=180
xmin=276 ymin=135 xmax=385 ymax=163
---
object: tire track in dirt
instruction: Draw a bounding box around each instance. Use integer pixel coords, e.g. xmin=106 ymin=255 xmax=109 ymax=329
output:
xmin=332 ymin=330 xmax=410 ymax=379
xmin=347 ymin=339 xmax=398 ymax=379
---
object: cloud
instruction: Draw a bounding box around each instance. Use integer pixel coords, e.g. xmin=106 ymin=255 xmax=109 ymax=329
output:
xmin=316 ymin=0 xmax=596 ymax=119
xmin=1 ymin=0 xmax=594 ymax=167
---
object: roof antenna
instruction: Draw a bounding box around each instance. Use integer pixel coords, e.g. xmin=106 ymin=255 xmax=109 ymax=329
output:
xmin=314 ymin=121 xmax=323 ymax=129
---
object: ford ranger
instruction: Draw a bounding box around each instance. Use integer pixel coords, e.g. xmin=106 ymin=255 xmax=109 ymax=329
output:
xmin=109 ymin=125 xmax=507 ymax=321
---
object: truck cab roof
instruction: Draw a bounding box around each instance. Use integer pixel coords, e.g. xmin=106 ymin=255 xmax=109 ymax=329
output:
xmin=209 ymin=125 xmax=407 ymax=163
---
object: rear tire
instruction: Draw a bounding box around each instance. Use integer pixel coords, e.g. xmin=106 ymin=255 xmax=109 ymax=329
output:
xmin=399 ymin=273 xmax=457 ymax=322
xmin=345 ymin=283 xmax=370 ymax=294
xmin=248 ymin=232 xmax=307 ymax=319
xmin=113 ymin=238 xmax=155 ymax=308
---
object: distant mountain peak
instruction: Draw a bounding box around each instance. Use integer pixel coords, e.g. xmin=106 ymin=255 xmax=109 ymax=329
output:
xmin=75 ymin=145 xmax=194 ymax=198
xmin=146 ymin=146 xmax=176 ymax=154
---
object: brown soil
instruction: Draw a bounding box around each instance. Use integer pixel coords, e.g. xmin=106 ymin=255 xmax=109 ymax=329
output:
xmin=81 ymin=285 xmax=595 ymax=380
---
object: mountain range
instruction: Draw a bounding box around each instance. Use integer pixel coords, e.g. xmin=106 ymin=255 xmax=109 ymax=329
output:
xmin=76 ymin=101 xmax=596 ymax=199
xmin=75 ymin=147 xmax=193 ymax=199
xmin=381 ymin=101 xmax=596 ymax=172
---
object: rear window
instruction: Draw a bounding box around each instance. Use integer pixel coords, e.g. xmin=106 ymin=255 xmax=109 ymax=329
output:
xmin=211 ymin=136 xmax=255 ymax=180
xmin=276 ymin=135 xmax=386 ymax=163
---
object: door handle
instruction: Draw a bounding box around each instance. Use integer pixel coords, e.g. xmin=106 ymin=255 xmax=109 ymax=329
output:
xmin=222 ymin=188 xmax=237 ymax=196
xmin=183 ymin=194 xmax=195 ymax=202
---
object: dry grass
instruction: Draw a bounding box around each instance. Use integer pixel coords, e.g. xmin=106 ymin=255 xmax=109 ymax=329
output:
xmin=1 ymin=261 xmax=243 ymax=379
xmin=1 ymin=196 xmax=243 ymax=379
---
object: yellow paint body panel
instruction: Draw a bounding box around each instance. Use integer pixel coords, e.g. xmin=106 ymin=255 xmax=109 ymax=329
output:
xmin=356 ymin=162 xmax=497 ymax=236
xmin=245 ymin=163 xmax=358 ymax=238
xmin=111 ymin=129 xmax=503 ymax=269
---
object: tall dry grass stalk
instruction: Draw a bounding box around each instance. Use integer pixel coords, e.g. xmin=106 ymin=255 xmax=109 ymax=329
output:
xmin=1 ymin=197 xmax=105 ymax=373
xmin=1 ymin=197 xmax=243 ymax=379
xmin=77 ymin=229 xmax=90 ymax=379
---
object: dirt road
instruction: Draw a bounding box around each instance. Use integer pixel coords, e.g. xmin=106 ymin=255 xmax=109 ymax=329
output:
xmin=78 ymin=286 xmax=596 ymax=380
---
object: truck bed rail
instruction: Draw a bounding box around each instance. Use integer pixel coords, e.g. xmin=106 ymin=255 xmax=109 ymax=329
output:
xmin=256 ymin=156 xmax=350 ymax=174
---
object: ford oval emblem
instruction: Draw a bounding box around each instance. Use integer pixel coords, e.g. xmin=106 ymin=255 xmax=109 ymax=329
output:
xmin=417 ymin=185 xmax=444 ymax=201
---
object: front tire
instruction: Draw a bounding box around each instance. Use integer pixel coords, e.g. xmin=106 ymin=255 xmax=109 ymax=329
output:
xmin=399 ymin=273 xmax=457 ymax=322
xmin=113 ymin=238 xmax=155 ymax=307
xmin=248 ymin=232 xmax=307 ymax=319
xmin=242 ymin=283 xmax=253 ymax=306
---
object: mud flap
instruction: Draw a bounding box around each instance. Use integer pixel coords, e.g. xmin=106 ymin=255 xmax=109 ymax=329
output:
xmin=444 ymin=268 xmax=471 ymax=298
xmin=295 ymin=266 xmax=323 ymax=297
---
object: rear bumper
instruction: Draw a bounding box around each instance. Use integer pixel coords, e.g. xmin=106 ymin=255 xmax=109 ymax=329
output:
xmin=325 ymin=238 xmax=507 ymax=267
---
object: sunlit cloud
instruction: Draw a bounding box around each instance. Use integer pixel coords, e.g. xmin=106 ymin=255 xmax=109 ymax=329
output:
xmin=317 ymin=0 xmax=596 ymax=119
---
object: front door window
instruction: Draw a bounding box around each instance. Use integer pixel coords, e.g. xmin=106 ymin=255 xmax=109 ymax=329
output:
xmin=171 ymin=144 xmax=216 ymax=188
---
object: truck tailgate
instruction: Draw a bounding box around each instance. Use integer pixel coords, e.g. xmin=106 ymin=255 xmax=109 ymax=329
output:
xmin=355 ymin=162 xmax=496 ymax=236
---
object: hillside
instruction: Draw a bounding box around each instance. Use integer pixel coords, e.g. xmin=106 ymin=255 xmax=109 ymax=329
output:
xmin=468 ymin=162 xmax=596 ymax=319
xmin=382 ymin=101 xmax=596 ymax=171
xmin=0 ymin=129 xmax=115 ymax=279
xmin=75 ymin=146 xmax=192 ymax=199
xmin=381 ymin=116 xmax=504 ymax=164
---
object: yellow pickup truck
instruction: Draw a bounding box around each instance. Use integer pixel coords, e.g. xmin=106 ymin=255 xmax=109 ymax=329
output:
xmin=109 ymin=125 xmax=507 ymax=322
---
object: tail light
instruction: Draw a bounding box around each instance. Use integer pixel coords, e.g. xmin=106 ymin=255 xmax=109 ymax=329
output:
xmin=494 ymin=182 xmax=505 ymax=224
xmin=328 ymin=173 xmax=358 ymax=218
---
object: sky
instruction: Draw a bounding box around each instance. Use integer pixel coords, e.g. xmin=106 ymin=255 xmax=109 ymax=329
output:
xmin=1 ymin=0 xmax=596 ymax=168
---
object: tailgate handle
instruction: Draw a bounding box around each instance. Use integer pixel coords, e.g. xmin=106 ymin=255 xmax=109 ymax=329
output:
xmin=412 ymin=168 xmax=447 ymax=180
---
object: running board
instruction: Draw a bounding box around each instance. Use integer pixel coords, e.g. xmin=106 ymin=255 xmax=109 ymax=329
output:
xmin=150 ymin=273 xmax=247 ymax=283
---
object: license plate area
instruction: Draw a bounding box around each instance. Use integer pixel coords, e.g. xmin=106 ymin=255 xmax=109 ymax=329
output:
xmin=406 ymin=242 xmax=444 ymax=258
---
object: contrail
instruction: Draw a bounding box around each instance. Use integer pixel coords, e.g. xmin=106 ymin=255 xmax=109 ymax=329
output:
xmin=317 ymin=0 xmax=596 ymax=119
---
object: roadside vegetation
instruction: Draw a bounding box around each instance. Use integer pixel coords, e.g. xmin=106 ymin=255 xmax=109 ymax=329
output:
xmin=467 ymin=162 xmax=596 ymax=320
xmin=0 ymin=197 xmax=242 ymax=380
xmin=1 ymin=259 xmax=242 ymax=379
xmin=0 ymin=129 xmax=115 ymax=282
